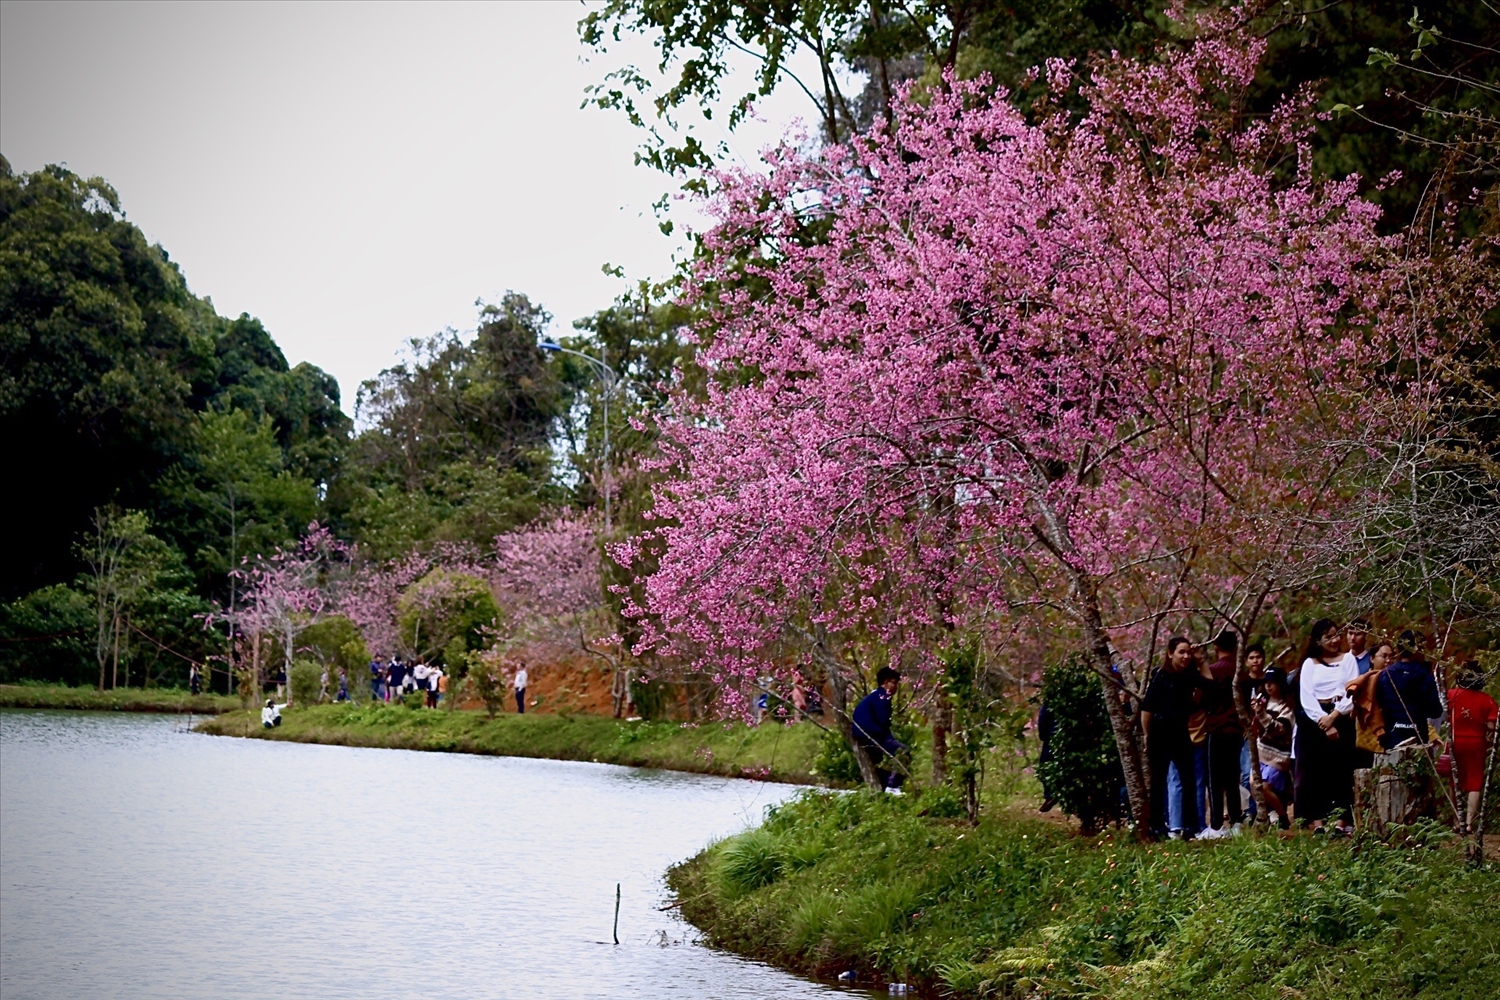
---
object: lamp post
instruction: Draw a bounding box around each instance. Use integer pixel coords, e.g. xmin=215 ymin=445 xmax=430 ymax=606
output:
xmin=540 ymin=340 xmax=615 ymax=533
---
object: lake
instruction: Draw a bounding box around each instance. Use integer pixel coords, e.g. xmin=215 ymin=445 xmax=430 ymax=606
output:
xmin=0 ymin=710 xmax=862 ymax=999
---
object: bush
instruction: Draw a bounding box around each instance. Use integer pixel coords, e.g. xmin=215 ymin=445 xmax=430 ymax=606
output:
xmin=289 ymin=659 xmax=323 ymax=706
xmin=472 ymin=661 xmax=506 ymax=718
xmin=396 ymin=569 xmax=501 ymax=661
xmin=1035 ymin=654 xmax=1127 ymax=833
xmin=716 ymin=829 xmax=786 ymax=897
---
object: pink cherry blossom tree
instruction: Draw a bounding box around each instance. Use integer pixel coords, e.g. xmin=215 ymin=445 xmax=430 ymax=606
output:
xmin=618 ymin=18 xmax=1488 ymax=811
xmin=241 ymin=523 xmax=347 ymax=706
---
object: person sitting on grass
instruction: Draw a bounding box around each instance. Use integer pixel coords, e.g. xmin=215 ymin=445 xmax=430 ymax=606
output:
xmin=852 ymin=666 xmax=906 ymax=791
xmin=262 ymin=698 xmax=287 ymax=729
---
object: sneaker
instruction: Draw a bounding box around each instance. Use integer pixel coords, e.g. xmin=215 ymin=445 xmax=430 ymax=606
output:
xmin=1038 ymin=798 xmax=1056 ymax=813
xmin=1168 ymin=829 xmax=1185 ymax=841
xmin=1230 ymin=823 xmax=1244 ymax=837
xmin=1197 ymin=826 xmax=1225 ymax=840
xmin=1266 ymin=811 xmax=1281 ymax=828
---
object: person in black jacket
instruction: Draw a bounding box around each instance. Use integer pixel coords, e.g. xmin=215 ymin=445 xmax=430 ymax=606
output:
xmin=1143 ymin=637 xmax=1201 ymax=839
xmin=1375 ymin=631 xmax=1444 ymax=750
xmin=852 ymin=667 xmax=905 ymax=790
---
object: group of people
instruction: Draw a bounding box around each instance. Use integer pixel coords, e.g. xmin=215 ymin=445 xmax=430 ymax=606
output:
xmin=1141 ymin=619 xmax=1497 ymax=840
xmin=369 ymin=656 xmax=447 ymax=708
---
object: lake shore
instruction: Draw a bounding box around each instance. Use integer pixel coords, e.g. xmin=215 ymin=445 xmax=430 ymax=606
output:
xmin=0 ymin=683 xmax=240 ymax=714
xmin=668 ymin=790 xmax=1500 ymax=999
xmin=194 ymin=701 xmax=829 ymax=785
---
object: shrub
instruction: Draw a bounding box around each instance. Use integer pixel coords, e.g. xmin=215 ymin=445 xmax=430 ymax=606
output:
xmin=472 ymin=661 xmax=506 ymax=718
xmin=1035 ymin=654 xmax=1127 ymax=833
xmin=716 ymin=829 xmax=785 ymax=897
xmin=396 ymin=569 xmax=500 ymax=662
xmin=289 ymin=659 xmax=322 ymax=706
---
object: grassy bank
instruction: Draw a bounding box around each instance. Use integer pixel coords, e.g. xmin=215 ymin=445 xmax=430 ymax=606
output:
xmin=669 ymin=790 xmax=1498 ymax=998
xmin=0 ymin=682 xmax=240 ymax=714
xmin=196 ymin=701 xmax=826 ymax=783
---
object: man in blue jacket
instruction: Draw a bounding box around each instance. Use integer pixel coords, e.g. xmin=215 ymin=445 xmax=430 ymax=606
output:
xmin=1375 ymin=632 xmax=1444 ymax=750
xmin=852 ymin=666 xmax=906 ymax=790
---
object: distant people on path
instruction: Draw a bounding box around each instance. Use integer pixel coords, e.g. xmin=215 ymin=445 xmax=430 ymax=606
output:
xmin=437 ymin=668 xmax=449 ymax=705
xmin=1373 ymin=631 xmax=1443 ymax=751
xmin=413 ymin=661 xmax=431 ymax=703
xmin=262 ymin=698 xmax=286 ymax=729
xmin=514 ymin=663 xmax=529 ymax=714
xmin=1199 ymin=631 xmax=1244 ymax=838
xmin=370 ymin=659 xmax=384 ymax=701
xmin=1447 ymin=663 xmax=1498 ymax=835
xmin=189 ymin=663 xmax=202 ymax=696
xmin=336 ymin=668 xmax=349 ymax=703
xmin=1297 ymin=619 xmax=1358 ymax=836
xmin=852 ymin=666 xmax=907 ymax=791
xmin=425 ymin=665 xmax=442 ymax=708
xmin=388 ymin=657 xmax=407 ymax=703
xmin=1143 ymin=636 xmax=1202 ymax=839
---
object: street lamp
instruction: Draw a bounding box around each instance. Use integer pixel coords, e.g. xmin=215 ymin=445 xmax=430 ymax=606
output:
xmin=540 ymin=340 xmax=616 ymax=533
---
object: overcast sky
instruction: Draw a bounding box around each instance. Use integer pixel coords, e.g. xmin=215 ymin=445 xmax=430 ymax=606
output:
xmin=0 ymin=0 xmax=816 ymax=413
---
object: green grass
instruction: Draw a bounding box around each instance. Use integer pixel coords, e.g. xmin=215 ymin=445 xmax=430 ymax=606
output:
xmin=669 ymin=790 xmax=1500 ymax=998
xmin=195 ymin=701 xmax=827 ymax=783
xmin=0 ymin=682 xmax=240 ymax=714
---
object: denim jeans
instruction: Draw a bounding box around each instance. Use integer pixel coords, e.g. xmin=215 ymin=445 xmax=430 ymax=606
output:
xmin=1167 ymin=743 xmax=1208 ymax=833
xmin=1239 ymin=739 xmax=1257 ymax=818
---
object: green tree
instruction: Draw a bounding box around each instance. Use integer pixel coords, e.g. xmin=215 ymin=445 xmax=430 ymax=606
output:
xmin=582 ymin=2 xmax=1498 ymax=229
xmin=0 ymin=157 xmax=348 ymax=618
xmin=1 ymin=159 xmax=210 ymax=597
xmin=77 ymin=508 xmax=181 ymax=690
xmin=345 ymin=294 xmax=566 ymax=554
xmin=396 ymin=569 xmax=501 ymax=667
xmin=163 ymin=408 xmax=318 ymax=595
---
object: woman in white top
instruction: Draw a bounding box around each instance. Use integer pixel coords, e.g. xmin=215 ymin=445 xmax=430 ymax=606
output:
xmin=1295 ymin=618 xmax=1360 ymax=835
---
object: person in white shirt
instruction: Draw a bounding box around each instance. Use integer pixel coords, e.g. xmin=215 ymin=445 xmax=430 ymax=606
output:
xmin=513 ymin=663 xmax=529 ymax=714
xmin=425 ymin=665 xmax=442 ymax=709
xmin=262 ymin=699 xmax=287 ymax=729
xmin=1295 ymin=618 xmax=1359 ymax=835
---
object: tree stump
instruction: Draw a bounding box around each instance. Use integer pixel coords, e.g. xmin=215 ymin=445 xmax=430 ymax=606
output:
xmin=1355 ymin=744 xmax=1434 ymax=834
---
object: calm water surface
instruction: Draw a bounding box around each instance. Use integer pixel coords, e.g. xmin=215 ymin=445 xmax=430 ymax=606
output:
xmin=0 ymin=710 xmax=865 ymax=999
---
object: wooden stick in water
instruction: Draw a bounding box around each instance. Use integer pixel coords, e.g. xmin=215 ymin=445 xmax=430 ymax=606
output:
xmin=613 ymin=883 xmax=620 ymax=945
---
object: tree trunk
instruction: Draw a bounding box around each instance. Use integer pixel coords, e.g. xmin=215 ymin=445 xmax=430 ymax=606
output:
xmin=284 ymin=624 xmax=295 ymax=706
xmin=111 ymin=613 xmax=120 ymax=691
xmin=1080 ymin=599 xmax=1150 ymax=836
xmin=813 ymin=630 xmax=883 ymax=791
xmin=931 ymin=698 xmax=950 ymax=786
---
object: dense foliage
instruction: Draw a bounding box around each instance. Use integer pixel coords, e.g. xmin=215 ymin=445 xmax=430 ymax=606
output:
xmin=0 ymin=158 xmax=645 ymax=691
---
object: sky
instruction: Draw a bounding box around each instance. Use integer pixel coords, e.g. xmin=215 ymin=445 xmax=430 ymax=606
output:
xmin=0 ymin=0 xmax=818 ymax=414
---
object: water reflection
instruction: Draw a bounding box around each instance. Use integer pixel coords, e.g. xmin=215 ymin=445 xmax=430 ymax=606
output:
xmin=0 ymin=710 xmax=864 ymax=999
